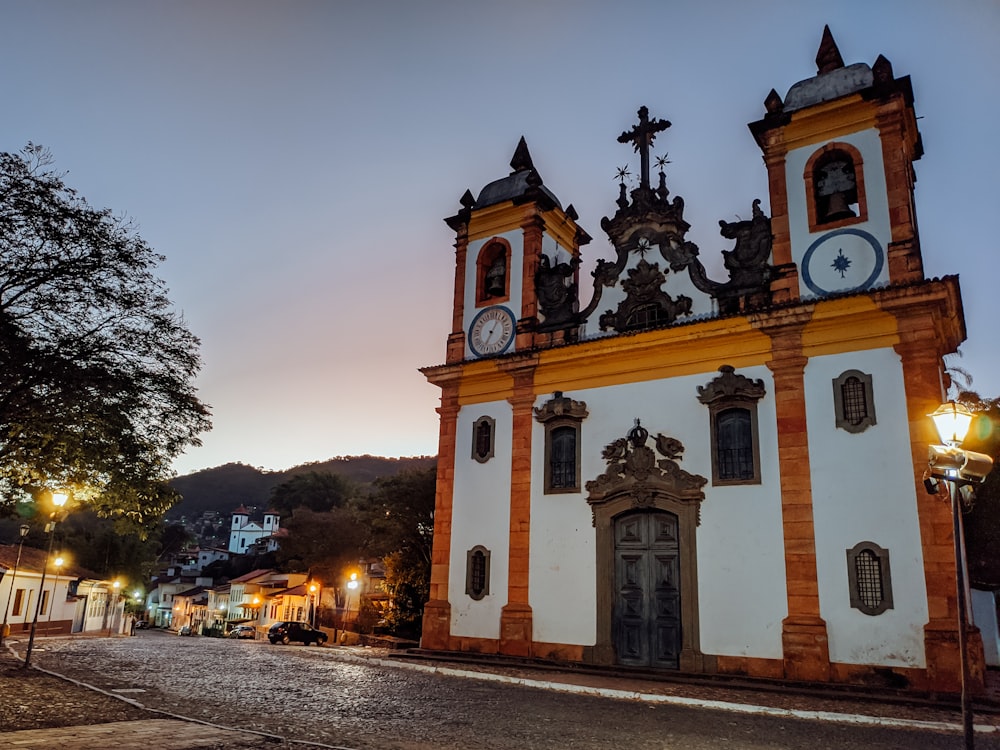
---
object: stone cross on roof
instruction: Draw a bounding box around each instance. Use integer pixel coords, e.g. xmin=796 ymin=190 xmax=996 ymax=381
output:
xmin=617 ymin=106 xmax=671 ymax=191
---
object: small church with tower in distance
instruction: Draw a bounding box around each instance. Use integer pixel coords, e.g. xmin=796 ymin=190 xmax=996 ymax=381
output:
xmin=420 ymin=27 xmax=984 ymax=693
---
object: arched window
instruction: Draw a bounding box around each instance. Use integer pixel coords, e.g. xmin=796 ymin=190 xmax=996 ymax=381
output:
xmin=697 ymin=366 xmax=766 ymax=486
xmin=466 ymin=546 xmax=490 ymax=600
xmin=832 ymin=369 xmax=876 ymax=433
xmin=847 ymin=542 xmax=893 ymax=615
xmin=715 ymin=408 xmax=754 ymax=481
xmin=472 ymin=415 xmax=495 ymax=463
xmin=476 ymin=239 xmax=510 ymax=305
xmin=534 ymin=391 xmax=589 ymax=494
xmin=804 ymin=142 xmax=868 ymax=233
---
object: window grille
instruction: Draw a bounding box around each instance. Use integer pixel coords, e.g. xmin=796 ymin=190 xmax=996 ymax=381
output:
xmin=841 ymin=376 xmax=868 ymax=426
xmin=466 ymin=546 xmax=490 ymax=600
xmin=551 ymin=426 xmax=577 ymax=488
xmin=716 ymin=409 xmax=754 ymax=481
xmin=472 ymin=416 xmax=495 ymax=463
xmin=847 ymin=542 xmax=893 ymax=615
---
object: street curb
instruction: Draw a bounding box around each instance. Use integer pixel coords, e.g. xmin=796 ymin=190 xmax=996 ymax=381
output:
xmin=324 ymin=648 xmax=999 ymax=736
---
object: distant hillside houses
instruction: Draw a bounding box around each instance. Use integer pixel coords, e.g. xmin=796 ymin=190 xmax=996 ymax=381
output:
xmin=229 ymin=505 xmax=282 ymax=554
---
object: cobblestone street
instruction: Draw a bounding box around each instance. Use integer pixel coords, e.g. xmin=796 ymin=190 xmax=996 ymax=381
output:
xmin=7 ymin=631 xmax=1000 ymax=749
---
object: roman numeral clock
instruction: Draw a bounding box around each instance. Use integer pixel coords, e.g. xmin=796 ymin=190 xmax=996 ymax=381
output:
xmin=468 ymin=305 xmax=515 ymax=357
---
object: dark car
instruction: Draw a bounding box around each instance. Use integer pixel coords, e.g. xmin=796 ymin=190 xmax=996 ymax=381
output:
xmin=267 ymin=621 xmax=327 ymax=646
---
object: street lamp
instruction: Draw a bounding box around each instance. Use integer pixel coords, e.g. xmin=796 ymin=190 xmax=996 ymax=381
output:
xmin=309 ymin=583 xmax=318 ymax=628
xmin=218 ymin=604 xmax=227 ymax=633
xmin=111 ymin=581 xmax=121 ymax=635
xmin=927 ymin=400 xmax=995 ymax=749
xmin=0 ymin=524 xmax=31 ymax=646
xmin=346 ymin=572 xmax=359 ymax=631
xmin=46 ymin=556 xmax=64 ymax=631
xmin=24 ymin=491 xmax=68 ymax=668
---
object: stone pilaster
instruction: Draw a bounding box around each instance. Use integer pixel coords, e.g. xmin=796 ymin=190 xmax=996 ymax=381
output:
xmin=498 ymin=356 xmax=538 ymax=656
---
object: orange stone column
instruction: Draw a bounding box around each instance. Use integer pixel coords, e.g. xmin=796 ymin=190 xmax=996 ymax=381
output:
xmin=446 ymin=227 xmax=469 ymax=364
xmin=498 ymin=356 xmax=538 ymax=656
xmin=761 ymin=312 xmax=831 ymax=682
xmin=894 ymin=335 xmax=984 ymax=692
xmin=759 ymin=134 xmax=798 ymax=305
xmin=419 ymin=366 xmax=463 ymax=650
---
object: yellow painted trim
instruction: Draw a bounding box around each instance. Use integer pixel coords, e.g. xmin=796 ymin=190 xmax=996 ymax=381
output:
xmin=451 ymin=297 xmax=903 ymax=406
xmin=801 ymin=297 xmax=899 ymax=357
xmin=783 ymin=97 xmax=878 ymax=152
xmin=468 ymin=201 xmax=583 ymax=252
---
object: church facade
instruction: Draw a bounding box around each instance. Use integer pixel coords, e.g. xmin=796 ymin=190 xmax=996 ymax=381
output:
xmin=420 ymin=29 xmax=978 ymax=692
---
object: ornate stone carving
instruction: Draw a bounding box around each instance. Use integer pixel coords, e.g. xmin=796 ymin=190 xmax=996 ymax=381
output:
xmin=696 ymin=365 xmax=766 ymax=405
xmin=585 ymin=420 xmax=707 ymax=525
xmin=598 ymin=259 xmax=693 ymax=332
xmin=535 ymin=253 xmax=580 ymax=331
xmin=533 ymin=391 xmax=588 ymax=424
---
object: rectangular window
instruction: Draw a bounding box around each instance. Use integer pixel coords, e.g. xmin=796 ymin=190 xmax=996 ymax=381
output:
xmin=12 ymin=589 xmax=25 ymax=617
xmin=40 ymin=590 xmax=50 ymax=616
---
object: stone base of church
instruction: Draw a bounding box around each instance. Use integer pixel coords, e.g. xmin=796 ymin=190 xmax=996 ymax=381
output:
xmin=781 ymin=615 xmax=831 ymax=683
xmin=499 ymin=603 xmax=534 ymax=657
xmin=921 ymin=620 xmax=985 ymax=693
xmin=418 ymin=599 xmax=452 ymax=651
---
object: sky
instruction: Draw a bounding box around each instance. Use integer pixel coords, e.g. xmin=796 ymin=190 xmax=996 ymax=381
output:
xmin=3 ymin=1 xmax=998 ymax=477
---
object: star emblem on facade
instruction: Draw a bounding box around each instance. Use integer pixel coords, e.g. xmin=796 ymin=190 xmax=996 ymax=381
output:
xmin=636 ymin=237 xmax=652 ymax=257
xmin=831 ymin=248 xmax=852 ymax=278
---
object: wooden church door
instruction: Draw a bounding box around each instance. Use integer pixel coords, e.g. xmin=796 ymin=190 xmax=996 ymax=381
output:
xmin=614 ymin=510 xmax=682 ymax=669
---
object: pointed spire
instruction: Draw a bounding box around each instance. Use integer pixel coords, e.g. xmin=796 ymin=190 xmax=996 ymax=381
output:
xmin=510 ymin=136 xmax=534 ymax=173
xmin=459 ymin=189 xmax=475 ymax=209
xmin=872 ymin=54 xmax=894 ymax=85
xmin=816 ymin=25 xmax=845 ymax=74
xmin=764 ymin=88 xmax=784 ymax=114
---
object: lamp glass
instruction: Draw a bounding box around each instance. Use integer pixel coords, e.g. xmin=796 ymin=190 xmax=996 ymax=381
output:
xmin=929 ymin=401 xmax=974 ymax=447
xmin=19 ymin=524 xmax=29 ymax=538
xmin=52 ymin=492 xmax=68 ymax=508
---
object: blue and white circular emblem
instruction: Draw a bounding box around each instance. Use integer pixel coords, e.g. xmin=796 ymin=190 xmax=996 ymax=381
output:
xmin=801 ymin=228 xmax=885 ymax=296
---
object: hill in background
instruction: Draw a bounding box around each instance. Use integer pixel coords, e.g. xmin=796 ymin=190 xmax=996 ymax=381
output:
xmin=167 ymin=455 xmax=436 ymax=520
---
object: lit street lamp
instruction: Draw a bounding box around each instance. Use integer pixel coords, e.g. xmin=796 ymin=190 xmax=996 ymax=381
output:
xmin=24 ymin=491 xmax=69 ymax=668
xmin=346 ymin=572 xmax=359 ymax=631
xmin=46 ymin=556 xmax=64 ymax=631
xmin=927 ymin=400 xmax=995 ymax=750
xmin=309 ymin=583 xmax=318 ymax=628
xmin=0 ymin=524 xmax=31 ymax=646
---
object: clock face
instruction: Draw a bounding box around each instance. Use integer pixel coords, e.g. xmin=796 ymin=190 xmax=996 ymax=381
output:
xmin=801 ymin=228 xmax=885 ymax=297
xmin=469 ymin=305 xmax=516 ymax=357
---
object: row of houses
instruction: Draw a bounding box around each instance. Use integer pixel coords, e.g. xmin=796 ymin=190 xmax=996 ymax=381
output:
xmin=0 ymin=544 xmax=131 ymax=639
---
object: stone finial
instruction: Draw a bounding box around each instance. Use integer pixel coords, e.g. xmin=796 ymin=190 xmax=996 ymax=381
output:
xmin=872 ymin=54 xmax=894 ymax=85
xmin=510 ymin=136 xmax=534 ymax=173
xmin=764 ymin=88 xmax=784 ymax=114
xmin=816 ymin=25 xmax=845 ymax=74
xmin=460 ymin=189 xmax=475 ymax=209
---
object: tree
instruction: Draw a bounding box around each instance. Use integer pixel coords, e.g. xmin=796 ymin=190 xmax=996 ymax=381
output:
xmin=363 ymin=466 xmax=436 ymax=635
xmin=0 ymin=145 xmax=210 ymax=530
xmin=268 ymin=471 xmax=355 ymax=515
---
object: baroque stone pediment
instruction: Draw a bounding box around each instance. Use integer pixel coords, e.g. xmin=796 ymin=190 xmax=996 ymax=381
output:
xmin=585 ymin=421 xmax=707 ymax=525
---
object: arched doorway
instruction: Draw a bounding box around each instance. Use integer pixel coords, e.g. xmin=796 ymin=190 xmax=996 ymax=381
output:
xmin=586 ymin=422 xmax=708 ymax=671
xmin=614 ymin=509 xmax=681 ymax=668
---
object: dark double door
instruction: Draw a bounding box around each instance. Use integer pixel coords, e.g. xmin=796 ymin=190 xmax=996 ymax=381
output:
xmin=613 ymin=510 xmax=682 ymax=669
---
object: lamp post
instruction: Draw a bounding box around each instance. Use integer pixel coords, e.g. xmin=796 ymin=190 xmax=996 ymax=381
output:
xmin=0 ymin=524 xmax=31 ymax=647
xmin=346 ymin=573 xmax=359 ymax=631
xmin=111 ymin=581 xmax=121 ymax=635
xmin=928 ymin=401 xmax=995 ymax=750
xmin=24 ymin=491 xmax=68 ymax=668
xmin=218 ymin=604 xmax=227 ymax=634
xmin=309 ymin=583 xmax=318 ymax=628
xmin=46 ymin=556 xmax=64 ymax=631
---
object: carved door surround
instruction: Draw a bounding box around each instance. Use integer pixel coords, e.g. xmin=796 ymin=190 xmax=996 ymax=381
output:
xmin=586 ymin=421 xmax=710 ymax=670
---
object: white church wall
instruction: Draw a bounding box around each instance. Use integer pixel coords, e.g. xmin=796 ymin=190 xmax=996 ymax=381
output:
xmin=805 ymin=347 xmax=929 ymax=668
xmin=527 ymin=367 xmax=787 ymax=659
xmin=449 ymin=401 xmax=513 ymax=638
xmin=785 ymin=129 xmax=892 ymax=298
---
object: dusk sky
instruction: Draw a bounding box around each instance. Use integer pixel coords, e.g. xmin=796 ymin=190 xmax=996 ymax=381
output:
xmin=3 ymin=1 xmax=997 ymax=476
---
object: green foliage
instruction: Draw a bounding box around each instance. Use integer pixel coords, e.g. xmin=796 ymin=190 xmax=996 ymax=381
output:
xmin=0 ymin=144 xmax=211 ymax=531
xmin=275 ymin=505 xmax=367 ymax=582
xmin=268 ymin=471 xmax=356 ymax=515
xmin=382 ymin=549 xmax=429 ymax=637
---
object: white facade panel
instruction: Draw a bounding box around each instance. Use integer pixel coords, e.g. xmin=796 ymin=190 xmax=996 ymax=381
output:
xmin=785 ymin=129 xmax=892 ymax=298
xmin=449 ymin=402 xmax=513 ymax=638
xmin=527 ymin=367 xmax=787 ymax=659
xmin=805 ymin=348 xmax=928 ymax=667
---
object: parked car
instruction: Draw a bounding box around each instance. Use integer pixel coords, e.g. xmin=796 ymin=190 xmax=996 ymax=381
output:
xmin=267 ymin=621 xmax=327 ymax=646
xmin=177 ymin=625 xmax=193 ymax=636
xmin=134 ymin=620 xmax=149 ymax=630
xmin=228 ymin=625 xmax=256 ymax=640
